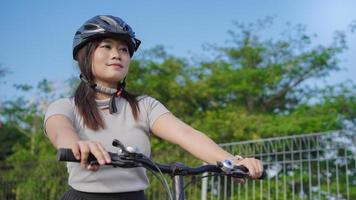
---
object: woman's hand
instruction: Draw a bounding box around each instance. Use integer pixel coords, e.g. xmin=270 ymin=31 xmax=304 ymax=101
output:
xmin=234 ymin=157 xmax=264 ymax=184
xmin=71 ymin=140 xmax=111 ymax=172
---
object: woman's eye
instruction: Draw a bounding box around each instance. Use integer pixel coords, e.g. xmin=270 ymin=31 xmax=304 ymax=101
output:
xmin=119 ymin=48 xmax=129 ymax=53
xmin=101 ymin=44 xmax=111 ymax=49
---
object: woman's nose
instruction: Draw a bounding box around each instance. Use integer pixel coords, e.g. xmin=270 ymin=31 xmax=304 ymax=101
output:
xmin=111 ymin=49 xmax=121 ymax=60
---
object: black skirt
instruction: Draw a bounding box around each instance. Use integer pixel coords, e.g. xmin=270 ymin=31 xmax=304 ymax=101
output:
xmin=61 ymin=187 xmax=147 ymax=200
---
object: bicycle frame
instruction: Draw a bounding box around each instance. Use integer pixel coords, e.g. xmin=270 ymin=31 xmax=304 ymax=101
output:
xmin=173 ymin=175 xmax=185 ymax=200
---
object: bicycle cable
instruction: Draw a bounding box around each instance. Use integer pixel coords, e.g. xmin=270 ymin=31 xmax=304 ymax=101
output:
xmin=145 ymin=168 xmax=173 ymax=200
xmin=140 ymin=154 xmax=173 ymax=200
xmin=179 ymin=174 xmax=218 ymax=200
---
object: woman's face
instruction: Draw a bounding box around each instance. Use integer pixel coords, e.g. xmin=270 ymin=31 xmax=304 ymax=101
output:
xmin=91 ymin=38 xmax=131 ymax=88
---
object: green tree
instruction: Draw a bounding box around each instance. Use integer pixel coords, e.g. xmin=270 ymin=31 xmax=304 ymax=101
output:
xmin=0 ymin=79 xmax=67 ymax=199
xmin=125 ymin=19 xmax=355 ymax=144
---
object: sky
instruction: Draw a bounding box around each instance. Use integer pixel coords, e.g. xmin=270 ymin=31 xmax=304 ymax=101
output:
xmin=0 ymin=0 xmax=355 ymax=100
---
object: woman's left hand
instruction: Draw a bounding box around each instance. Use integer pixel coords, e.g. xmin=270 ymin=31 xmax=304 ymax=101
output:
xmin=234 ymin=157 xmax=264 ymax=183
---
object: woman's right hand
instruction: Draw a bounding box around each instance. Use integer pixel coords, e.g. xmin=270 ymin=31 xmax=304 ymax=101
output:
xmin=71 ymin=140 xmax=111 ymax=171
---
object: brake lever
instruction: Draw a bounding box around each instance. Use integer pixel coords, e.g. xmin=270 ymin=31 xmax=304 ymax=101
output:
xmin=229 ymin=165 xmax=249 ymax=178
xmin=108 ymin=153 xmax=142 ymax=168
xmin=233 ymin=165 xmax=249 ymax=172
xmin=110 ymin=143 xmax=146 ymax=168
xmin=112 ymin=139 xmax=127 ymax=154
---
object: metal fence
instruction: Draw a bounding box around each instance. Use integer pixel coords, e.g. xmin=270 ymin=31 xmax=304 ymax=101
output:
xmin=1 ymin=130 xmax=355 ymax=200
xmin=200 ymin=129 xmax=355 ymax=200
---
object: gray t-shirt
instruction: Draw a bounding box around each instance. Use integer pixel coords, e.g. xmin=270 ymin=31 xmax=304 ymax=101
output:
xmin=44 ymin=95 xmax=170 ymax=193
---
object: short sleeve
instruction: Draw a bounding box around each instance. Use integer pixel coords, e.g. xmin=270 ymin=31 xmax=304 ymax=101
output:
xmin=44 ymin=98 xmax=76 ymax=133
xmin=139 ymin=96 xmax=170 ymax=129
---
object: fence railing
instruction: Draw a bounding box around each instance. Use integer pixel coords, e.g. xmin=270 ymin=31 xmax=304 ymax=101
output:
xmin=201 ymin=129 xmax=355 ymax=200
xmin=1 ymin=130 xmax=355 ymax=200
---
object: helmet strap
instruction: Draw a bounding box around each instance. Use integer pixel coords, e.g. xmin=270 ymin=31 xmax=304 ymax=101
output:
xmin=80 ymin=74 xmax=125 ymax=114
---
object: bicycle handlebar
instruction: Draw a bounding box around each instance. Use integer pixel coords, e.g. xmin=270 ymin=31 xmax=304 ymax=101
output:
xmin=58 ymin=148 xmax=266 ymax=179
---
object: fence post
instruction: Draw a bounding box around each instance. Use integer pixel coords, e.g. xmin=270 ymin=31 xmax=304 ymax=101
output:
xmin=201 ymin=172 xmax=208 ymax=200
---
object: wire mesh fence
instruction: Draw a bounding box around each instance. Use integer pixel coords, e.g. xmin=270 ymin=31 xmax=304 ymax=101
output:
xmin=201 ymin=129 xmax=356 ymax=200
xmin=0 ymin=130 xmax=355 ymax=199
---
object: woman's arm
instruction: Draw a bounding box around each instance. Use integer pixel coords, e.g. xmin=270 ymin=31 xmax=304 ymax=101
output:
xmin=45 ymin=115 xmax=80 ymax=148
xmin=151 ymin=113 xmax=263 ymax=179
xmin=151 ymin=113 xmax=235 ymax=164
xmin=45 ymin=115 xmax=111 ymax=170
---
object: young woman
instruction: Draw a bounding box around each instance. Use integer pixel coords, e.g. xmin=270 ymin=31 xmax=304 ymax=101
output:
xmin=44 ymin=15 xmax=263 ymax=200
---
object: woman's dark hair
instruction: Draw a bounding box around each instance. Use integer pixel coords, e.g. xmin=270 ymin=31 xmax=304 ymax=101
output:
xmin=74 ymin=38 xmax=140 ymax=130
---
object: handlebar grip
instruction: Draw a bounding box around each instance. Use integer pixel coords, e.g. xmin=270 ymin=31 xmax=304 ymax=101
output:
xmin=58 ymin=148 xmax=78 ymax=162
xmin=57 ymin=148 xmax=97 ymax=163
xmin=259 ymin=170 xmax=267 ymax=180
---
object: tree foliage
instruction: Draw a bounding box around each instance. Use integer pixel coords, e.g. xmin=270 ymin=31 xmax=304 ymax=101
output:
xmin=125 ymin=19 xmax=355 ymax=145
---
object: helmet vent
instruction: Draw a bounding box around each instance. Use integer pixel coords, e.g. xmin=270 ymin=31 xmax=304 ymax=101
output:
xmin=84 ymin=24 xmax=100 ymax=31
xmin=101 ymin=18 xmax=111 ymax=26
xmin=100 ymin=16 xmax=118 ymax=27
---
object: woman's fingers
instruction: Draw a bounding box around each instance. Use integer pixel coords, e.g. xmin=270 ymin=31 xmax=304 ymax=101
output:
xmin=77 ymin=141 xmax=90 ymax=168
xmin=87 ymin=141 xmax=106 ymax=165
xmin=236 ymin=158 xmax=264 ymax=179
xmin=255 ymin=159 xmax=263 ymax=178
xmin=96 ymin=142 xmax=111 ymax=163
xmin=87 ymin=163 xmax=100 ymax=172
xmin=249 ymin=159 xmax=260 ymax=179
xmin=73 ymin=140 xmax=111 ymax=170
xmin=71 ymin=143 xmax=81 ymax=160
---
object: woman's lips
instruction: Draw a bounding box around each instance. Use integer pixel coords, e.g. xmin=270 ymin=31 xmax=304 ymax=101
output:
xmin=108 ymin=63 xmax=123 ymax=69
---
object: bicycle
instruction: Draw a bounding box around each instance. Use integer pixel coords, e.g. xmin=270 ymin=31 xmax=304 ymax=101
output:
xmin=58 ymin=139 xmax=266 ymax=200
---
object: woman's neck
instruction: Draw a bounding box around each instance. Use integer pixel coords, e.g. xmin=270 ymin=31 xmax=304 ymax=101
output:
xmin=95 ymin=92 xmax=112 ymax=100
